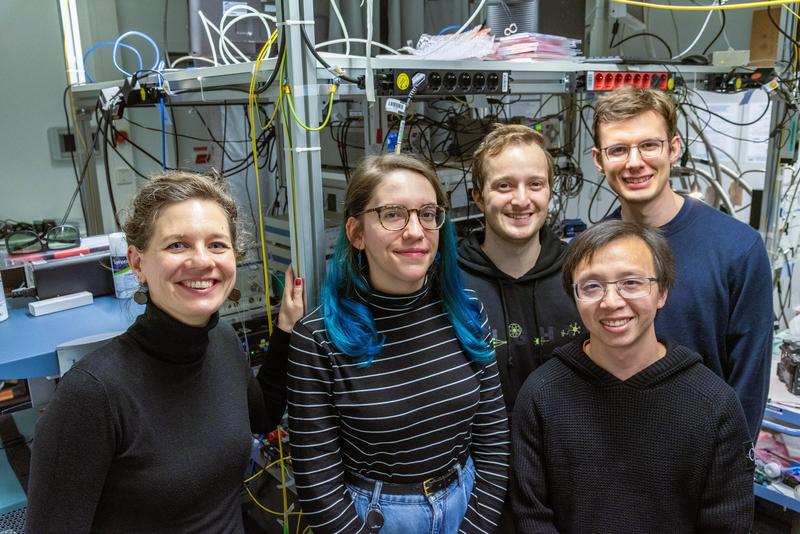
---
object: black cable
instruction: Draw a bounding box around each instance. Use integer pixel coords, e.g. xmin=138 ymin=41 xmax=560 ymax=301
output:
xmin=610 ymin=32 xmax=673 ymax=58
xmin=222 ymin=102 xmax=228 ymax=173
xmin=299 ymin=27 xmax=360 ymax=85
xmin=100 ymin=109 xmax=122 ymax=230
xmin=169 ymin=107 xmax=180 ymax=168
xmin=701 ymin=9 xmax=726 ymax=55
xmin=62 ymin=84 xmax=90 ymax=225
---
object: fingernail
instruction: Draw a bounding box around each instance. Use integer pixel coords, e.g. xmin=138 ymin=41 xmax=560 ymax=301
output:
xmin=295 ymin=277 xmax=303 ymax=286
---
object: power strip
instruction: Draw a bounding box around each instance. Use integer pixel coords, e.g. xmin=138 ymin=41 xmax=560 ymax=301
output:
xmin=28 ymin=291 xmax=94 ymax=317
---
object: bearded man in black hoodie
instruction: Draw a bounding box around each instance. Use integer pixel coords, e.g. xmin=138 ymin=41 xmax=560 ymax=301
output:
xmin=459 ymin=124 xmax=582 ymax=418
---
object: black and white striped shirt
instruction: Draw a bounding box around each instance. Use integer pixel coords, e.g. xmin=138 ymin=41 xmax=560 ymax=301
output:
xmin=287 ymin=282 xmax=510 ymax=534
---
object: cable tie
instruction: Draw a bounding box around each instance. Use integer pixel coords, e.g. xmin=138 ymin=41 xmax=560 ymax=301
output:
xmin=196 ymin=76 xmax=206 ymax=102
xmin=277 ymin=19 xmax=315 ymax=26
xmin=285 ymin=146 xmax=321 ymax=153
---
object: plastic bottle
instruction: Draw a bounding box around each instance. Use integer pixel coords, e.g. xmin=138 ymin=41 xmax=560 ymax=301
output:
xmin=109 ymin=233 xmax=138 ymax=299
xmin=0 ymin=270 xmax=7 ymax=322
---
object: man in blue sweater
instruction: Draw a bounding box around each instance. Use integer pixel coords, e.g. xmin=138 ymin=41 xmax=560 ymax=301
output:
xmin=591 ymin=86 xmax=773 ymax=440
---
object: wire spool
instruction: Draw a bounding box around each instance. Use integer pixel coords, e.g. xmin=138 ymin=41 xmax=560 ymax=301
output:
xmin=485 ymin=0 xmax=539 ymax=37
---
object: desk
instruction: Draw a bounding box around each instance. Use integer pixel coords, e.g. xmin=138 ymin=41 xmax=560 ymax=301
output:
xmin=0 ymin=296 xmax=144 ymax=379
xmin=757 ymin=338 xmax=800 ymax=512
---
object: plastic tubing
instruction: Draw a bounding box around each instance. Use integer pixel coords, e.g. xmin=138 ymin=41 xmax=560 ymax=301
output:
xmin=219 ymin=5 xmax=275 ymax=64
xmin=315 ymin=38 xmax=400 ymax=55
xmin=84 ymin=41 xmax=143 ymax=83
xmin=330 ymin=0 xmax=350 ymax=56
xmin=112 ymin=31 xmax=160 ymax=77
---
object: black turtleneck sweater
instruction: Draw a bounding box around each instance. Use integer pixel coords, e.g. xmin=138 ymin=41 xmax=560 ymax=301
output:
xmin=287 ymin=281 xmax=510 ymax=534
xmin=511 ymin=337 xmax=754 ymax=534
xmin=26 ymin=303 xmax=258 ymax=533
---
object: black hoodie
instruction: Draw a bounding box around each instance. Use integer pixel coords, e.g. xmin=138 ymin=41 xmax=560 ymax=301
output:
xmin=511 ymin=337 xmax=754 ymax=533
xmin=457 ymin=224 xmax=583 ymax=416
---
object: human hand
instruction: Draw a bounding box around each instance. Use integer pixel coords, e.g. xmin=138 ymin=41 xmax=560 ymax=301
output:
xmin=277 ymin=265 xmax=305 ymax=333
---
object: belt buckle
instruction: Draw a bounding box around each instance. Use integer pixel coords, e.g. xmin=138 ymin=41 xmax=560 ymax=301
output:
xmin=422 ymin=477 xmax=435 ymax=497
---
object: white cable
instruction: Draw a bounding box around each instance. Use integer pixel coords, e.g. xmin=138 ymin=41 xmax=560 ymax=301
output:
xmin=672 ymin=1 xmax=717 ymax=59
xmin=219 ymin=5 xmax=275 ymax=64
xmin=198 ymin=10 xmax=219 ymax=66
xmin=170 ymin=55 xmax=216 ymax=68
xmin=366 ymin=0 xmax=375 ymax=102
xmin=219 ymin=12 xmax=275 ymax=64
xmin=416 ymin=0 xmax=486 ymax=58
xmin=329 ymin=0 xmax=350 ymax=57
xmin=315 ymin=38 xmax=399 ymax=55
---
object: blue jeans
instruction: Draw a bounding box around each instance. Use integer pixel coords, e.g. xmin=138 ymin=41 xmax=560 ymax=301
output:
xmin=346 ymin=456 xmax=476 ymax=534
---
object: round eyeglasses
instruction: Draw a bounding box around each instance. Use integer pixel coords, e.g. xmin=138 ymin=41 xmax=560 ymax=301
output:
xmin=573 ymin=277 xmax=658 ymax=303
xmin=355 ymin=204 xmax=447 ymax=231
xmin=600 ymin=139 xmax=666 ymax=162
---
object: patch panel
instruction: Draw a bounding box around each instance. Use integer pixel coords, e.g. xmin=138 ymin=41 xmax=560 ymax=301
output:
xmin=585 ymin=71 xmax=673 ymax=92
xmin=375 ymin=69 xmax=510 ymax=97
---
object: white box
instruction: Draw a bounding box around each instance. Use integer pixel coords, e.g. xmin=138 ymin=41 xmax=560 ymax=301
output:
xmin=28 ymin=291 xmax=94 ymax=317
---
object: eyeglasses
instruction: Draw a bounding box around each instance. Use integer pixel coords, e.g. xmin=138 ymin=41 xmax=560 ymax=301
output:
xmin=600 ymin=139 xmax=666 ymax=162
xmin=5 ymin=225 xmax=81 ymax=255
xmin=355 ymin=204 xmax=447 ymax=231
xmin=573 ymin=277 xmax=659 ymax=303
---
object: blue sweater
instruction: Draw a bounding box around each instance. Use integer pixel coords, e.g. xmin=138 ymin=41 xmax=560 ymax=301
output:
xmin=613 ymin=197 xmax=773 ymax=439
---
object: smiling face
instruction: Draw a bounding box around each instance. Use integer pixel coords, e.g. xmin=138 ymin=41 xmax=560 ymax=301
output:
xmin=572 ymin=235 xmax=667 ymax=359
xmin=346 ymin=170 xmax=439 ymax=294
xmin=592 ymin=110 xmax=681 ymax=208
xmin=473 ymin=142 xmax=551 ymax=247
xmin=128 ymin=199 xmax=237 ymax=326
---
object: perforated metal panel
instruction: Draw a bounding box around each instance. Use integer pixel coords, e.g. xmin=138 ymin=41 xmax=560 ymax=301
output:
xmin=0 ymin=506 xmax=26 ymax=533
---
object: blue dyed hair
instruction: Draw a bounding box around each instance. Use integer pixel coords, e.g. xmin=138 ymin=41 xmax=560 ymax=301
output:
xmin=322 ymin=154 xmax=494 ymax=367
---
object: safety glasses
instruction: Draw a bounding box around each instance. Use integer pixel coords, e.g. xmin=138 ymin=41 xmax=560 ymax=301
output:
xmin=5 ymin=225 xmax=81 ymax=255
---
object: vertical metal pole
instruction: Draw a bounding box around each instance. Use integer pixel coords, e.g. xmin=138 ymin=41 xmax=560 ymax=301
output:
xmin=279 ymin=0 xmax=327 ymax=308
xmin=761 ymin=7 xmax=795 ymax=254
xmin=75 ymin=108 xmax=104 ymax=235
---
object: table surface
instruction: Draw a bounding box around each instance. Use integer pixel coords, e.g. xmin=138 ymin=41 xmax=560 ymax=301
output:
xmin=0 ymin=296 xmax=144 ymax=378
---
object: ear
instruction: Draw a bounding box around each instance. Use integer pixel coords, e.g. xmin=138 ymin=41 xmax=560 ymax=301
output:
xmin=668 ymin=135 xmax=682 ymax=163
xmin=657 ymin=288 xmax=668 ymax=310
xmin=471 ymin=187 xmax=485 ymax=212
xmin=345 ymin=217 xmax=364 ymax=250
xmin=591 ymin=147 xmax=604 ymax=173
xmin=127 ymin=245 xmax=144 ymax=283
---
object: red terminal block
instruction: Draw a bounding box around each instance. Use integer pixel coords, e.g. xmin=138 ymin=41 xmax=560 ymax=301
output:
xmin=267 ymin=429 xmax=287 ymax=442
xmin=586 ymin=71 xmax=671 ymax=91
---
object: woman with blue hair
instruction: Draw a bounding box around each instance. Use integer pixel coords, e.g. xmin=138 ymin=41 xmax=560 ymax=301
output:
xmin=287 ymin=153 xmax=510 ymax=533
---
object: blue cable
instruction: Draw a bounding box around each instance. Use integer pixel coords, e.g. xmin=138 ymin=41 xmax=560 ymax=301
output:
xmin=83 ymin=41 xmax=143 ymax=83
xmin=159 ymin=97 xmax=167 ymax=171
xmin=112 ymin=31 xmax=160 ymax=78
xmin=437 ymin=25 xmax=463 ymax=35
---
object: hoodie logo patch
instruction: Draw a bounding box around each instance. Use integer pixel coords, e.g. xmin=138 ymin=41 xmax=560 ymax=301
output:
xmin=508 ymin=323 xmax=522 ymax=338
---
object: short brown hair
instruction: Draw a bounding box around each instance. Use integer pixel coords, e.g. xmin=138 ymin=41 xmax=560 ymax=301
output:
xmin=471 ymin=123 xmax=554 ymax=194
xmin=562 ymin=220 xmax=675 ymax=300
xmin=592 ymin=87 xmax=678 ymax=147
xmin=123 ymin=170 xmax=246 ymax=258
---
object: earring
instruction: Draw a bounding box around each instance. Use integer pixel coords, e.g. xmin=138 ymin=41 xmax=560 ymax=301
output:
xmin=228 ymin=288 xmax=241 ymax=302
xmin=133 ymin=284 xmax=149 ymax=305
xmin=357 ymin=249 xmax=365 ymax=269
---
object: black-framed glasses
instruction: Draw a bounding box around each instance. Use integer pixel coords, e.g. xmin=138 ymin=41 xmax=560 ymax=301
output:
xmin=573 ymin=277 xmax=658 ymax=303
xmin=355 ymin=204 xmax=447 ymax=231
xmin=600 ymin=139 xmax=666 ymax=162
xmin=5 ymin=225 xmax=81 ymax=255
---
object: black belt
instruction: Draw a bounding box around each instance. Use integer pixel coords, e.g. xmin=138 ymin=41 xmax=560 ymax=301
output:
xmin=346 ymin=461 xmax=464 ymax=497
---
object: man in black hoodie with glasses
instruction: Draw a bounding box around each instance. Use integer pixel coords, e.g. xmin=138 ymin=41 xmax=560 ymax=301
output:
xmin=459 ymin=124 xmax=582 ymax=421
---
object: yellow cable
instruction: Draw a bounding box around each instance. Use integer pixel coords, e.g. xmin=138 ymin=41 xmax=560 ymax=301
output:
xmin=277 ymin=425 xmax=289 ymax=533
xmin=248 ymin=30 xmax=280 ymax=336
xmin=784 ymin=3 xmax=800 ymax=19
xmin=284 ymin=84 xmax=338 ymax=131
xmin=611 ymin=0 xmax=800 ymax=11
